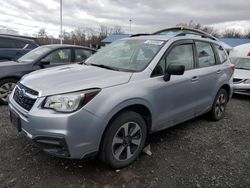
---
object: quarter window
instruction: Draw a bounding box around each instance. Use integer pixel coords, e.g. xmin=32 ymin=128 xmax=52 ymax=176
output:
xmin=196 ymin=42 xmax=215 ymax=68
xmin=214 ymin=44 xmax=228 ymax=63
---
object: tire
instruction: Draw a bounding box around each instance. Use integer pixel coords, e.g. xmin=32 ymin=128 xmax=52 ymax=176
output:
xmin=0 ymin=78 xmax=18 ymax=105
xmin=100 ymin=111 xmax=147 ymax=169
xmin=209 ymin=88 xmax=228 ymax=121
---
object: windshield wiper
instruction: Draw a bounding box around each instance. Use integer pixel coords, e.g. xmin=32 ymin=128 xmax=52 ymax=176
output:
xmin=90 ymin=63 xmax=120 ymax=71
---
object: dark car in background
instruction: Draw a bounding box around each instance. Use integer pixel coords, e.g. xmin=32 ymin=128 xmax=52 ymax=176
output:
xmin=0 ymin=35 xmax=39 ymax=61
xmin=0 ymin=44 xmax=96 ymax=104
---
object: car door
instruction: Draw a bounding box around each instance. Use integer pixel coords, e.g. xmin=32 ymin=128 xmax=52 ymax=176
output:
xmin=193 ymin=40 xmax=221 ymax=116
xmin=39 ymin=48 xmax=73 ymax=68
xmin=149 ymin=40 xmax=198 ymax=130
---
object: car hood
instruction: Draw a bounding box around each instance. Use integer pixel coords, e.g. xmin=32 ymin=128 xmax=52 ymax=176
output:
xmin=21 ymin=64 xmax=132 ymax=96
xmin=234 ymin=69 xmax=250 ymax=79
xmin=0 ymin=61 xmax=19 ymax=66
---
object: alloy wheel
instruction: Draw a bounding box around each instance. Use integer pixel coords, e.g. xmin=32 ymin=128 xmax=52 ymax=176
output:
xmin=112 ymin=122 xmax=142 ymax=161
xmin=215 ymin=93 xmax=227 ymax=118
xmin=0 ymin=83 xmax=16 ymax=102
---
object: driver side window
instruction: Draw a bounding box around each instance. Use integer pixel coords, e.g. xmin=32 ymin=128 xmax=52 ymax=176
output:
xmin=44 ymin=49 xmax=71 ymax=64
xmin=152 ymin=43 xmax=194 ymax=76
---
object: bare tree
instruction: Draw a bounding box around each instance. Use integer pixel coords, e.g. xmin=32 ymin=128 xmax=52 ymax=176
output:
xmin=37 ymin=28 xmax=48 ymax=38
xmin=244 ymin=29 xmax=250 ymax=38
xmin=99 ymin=25 xmax=109 ymax=39
xmin=222 ymin=29 xmax=243 ymax=38
xmin=176 ymin=21 xmax=220 ymax=37
xmin=110 ymin=25 xmax=124 ymax=34
xmin=62 ymin=30 xmax=71 ymax=40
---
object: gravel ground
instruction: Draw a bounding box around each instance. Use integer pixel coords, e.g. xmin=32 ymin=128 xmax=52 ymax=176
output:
xmin=0 ymin=95 xmax=250 ymax=188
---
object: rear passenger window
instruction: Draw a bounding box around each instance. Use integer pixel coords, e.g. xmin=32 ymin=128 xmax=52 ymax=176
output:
xmin=196 ymin=41 xmax=215 ymax=68
xmin=214 ymin=44 xmax=228 ymax=63
xmin=166 ymin=44 xmax=194 ymax=70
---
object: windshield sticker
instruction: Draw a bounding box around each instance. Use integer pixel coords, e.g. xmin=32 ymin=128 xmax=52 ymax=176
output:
xmin=144 ymin=40 xmax=164 ymax=45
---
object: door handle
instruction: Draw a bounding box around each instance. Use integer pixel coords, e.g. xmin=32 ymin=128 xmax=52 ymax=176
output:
xmin=191 ymin=76 xmax=199 ymax=82
xmin=216 ymin=70 xmax=222 ymax=74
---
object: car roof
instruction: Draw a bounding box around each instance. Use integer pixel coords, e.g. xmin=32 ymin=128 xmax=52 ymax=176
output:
xmin=0 ymin=34 xmax=36 ymax=43
xmin=41 ymin=44 xmax=96 ymax=51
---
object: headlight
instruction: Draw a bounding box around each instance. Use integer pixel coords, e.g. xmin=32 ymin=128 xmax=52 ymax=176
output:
xmin=43 ymin=89 xmax=101 ymax=112
xmin=243 ymin=79 xmax=250 ymax=84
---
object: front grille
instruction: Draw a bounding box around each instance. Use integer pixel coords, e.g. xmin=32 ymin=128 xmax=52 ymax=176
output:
xmin=13 ymin=83 xmax=38 ymax=111
xmin=233 ymin=78 xmax=244 ymax=83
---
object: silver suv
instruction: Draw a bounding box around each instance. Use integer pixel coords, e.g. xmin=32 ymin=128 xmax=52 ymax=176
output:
xmin=9 ymin=32 xmax=234 ymax=169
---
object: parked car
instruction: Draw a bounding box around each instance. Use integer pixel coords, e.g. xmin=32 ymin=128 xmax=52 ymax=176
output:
xmin=9 ymin=31 xmax=234 ymax=169
xmin=0 ymin=44 xmax=96 ymax=104
xmin=0 ymin=34 xmax=39 ymax=61
xmin=230 ymin=43 xmax=250 ymax=95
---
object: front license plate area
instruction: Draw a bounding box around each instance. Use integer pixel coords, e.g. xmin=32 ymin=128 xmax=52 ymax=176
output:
xmin=10 ymin=111 xmax=21 ymax=132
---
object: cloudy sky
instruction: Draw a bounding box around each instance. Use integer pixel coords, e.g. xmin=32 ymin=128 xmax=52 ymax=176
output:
xmin=0 ymin=0 xmax=250 ymax=37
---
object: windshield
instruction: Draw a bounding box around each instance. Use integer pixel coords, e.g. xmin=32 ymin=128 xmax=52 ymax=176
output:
xmin=230 ymin=57 xmax=250 ymax=70
xmin=85 ymin=39 xmax=165 ymax=72
xmin=18 ymin=46 xmax=51 ymax=63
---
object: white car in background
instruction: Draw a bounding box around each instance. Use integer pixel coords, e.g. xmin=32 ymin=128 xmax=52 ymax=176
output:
xmin=230 ymin=43 xmax=250 ymax=95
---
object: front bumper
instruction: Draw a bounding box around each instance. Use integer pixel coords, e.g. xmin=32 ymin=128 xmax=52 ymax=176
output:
xmin=233 ymin=83 xmax=250 ymax=95
xmin=8 ymin=93 xmax=103 ymax=159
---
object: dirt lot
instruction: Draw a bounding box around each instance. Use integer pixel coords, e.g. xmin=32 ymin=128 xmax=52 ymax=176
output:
xmin=0 ymin=95 xmax=250 ymax=188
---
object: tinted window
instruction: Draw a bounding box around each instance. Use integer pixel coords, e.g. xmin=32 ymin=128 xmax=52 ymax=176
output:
xmin=196 ymin=42 xmax=215 ymax=68
xmin=166 ymin=44 xmax=194 ymax=70
xmin=215 ymin=44 xmax=227 ymax=63
xmin=75 ymin=49 xmax=92 ymax=62
xmin=0 ymin=37 xmax=26 ymax=48
xmin=44 ymin=49 xmax=71 ymax=64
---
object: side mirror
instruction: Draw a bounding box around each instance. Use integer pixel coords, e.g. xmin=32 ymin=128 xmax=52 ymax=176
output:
xmin=39 ymin=59 xmax=50 ymax=66
xmin=163 ymin=64 xmax=185 ymax=82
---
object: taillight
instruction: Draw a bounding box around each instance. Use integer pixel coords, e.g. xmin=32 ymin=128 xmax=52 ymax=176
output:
xmin=247 ymin=51 xmax=250 ymax=56
xmin=230 ymin=64 xmax=235 ymax=72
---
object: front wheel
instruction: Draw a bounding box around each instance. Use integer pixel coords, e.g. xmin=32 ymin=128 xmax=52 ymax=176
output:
xmin=0 ymin=79 xmax=17 ymax=105
xmin=100 ymin=111 xmax=147 ymax=169
xmin=209 ymin=88 xmax=228 ymax=121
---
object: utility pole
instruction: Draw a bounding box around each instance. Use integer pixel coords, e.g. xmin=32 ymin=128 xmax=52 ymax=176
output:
xmin=129 ymin=19 xmax=132 ymax=34
xmin=60 ymin=0 xmax=63 ymax=44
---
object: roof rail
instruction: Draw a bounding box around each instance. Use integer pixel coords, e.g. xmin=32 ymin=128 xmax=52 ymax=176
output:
xmin=152 ymin=27 xmax=218 ymax=41
xmin=130 ymin=33 xmax=151 ymax=37
xmin=174 ymin=31 xmax=216 ymax=40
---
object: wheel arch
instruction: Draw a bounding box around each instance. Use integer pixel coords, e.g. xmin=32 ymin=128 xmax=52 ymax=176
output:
xmin=0 ymin=76 xmax=20 ymax=82
xmin=220 ymin=84 xmax=231 ymax=101
xmin=98 ymin=102 xmax=153 ymax=151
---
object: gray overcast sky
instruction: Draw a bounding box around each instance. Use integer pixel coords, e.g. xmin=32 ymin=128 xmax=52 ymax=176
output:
xmin=0 ymin=0 xmax=250 ymax=37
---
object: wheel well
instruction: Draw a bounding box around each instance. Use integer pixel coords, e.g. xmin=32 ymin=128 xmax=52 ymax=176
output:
xmin=99 ymin=104 xmax=152 ymax=151
xmin=0 ymin=76 xmax=20 ymax=82
xmin=220 ymin=84 xmax=230 ymax=100
xmin=114 ymin=104 xmax=152 ymax=132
